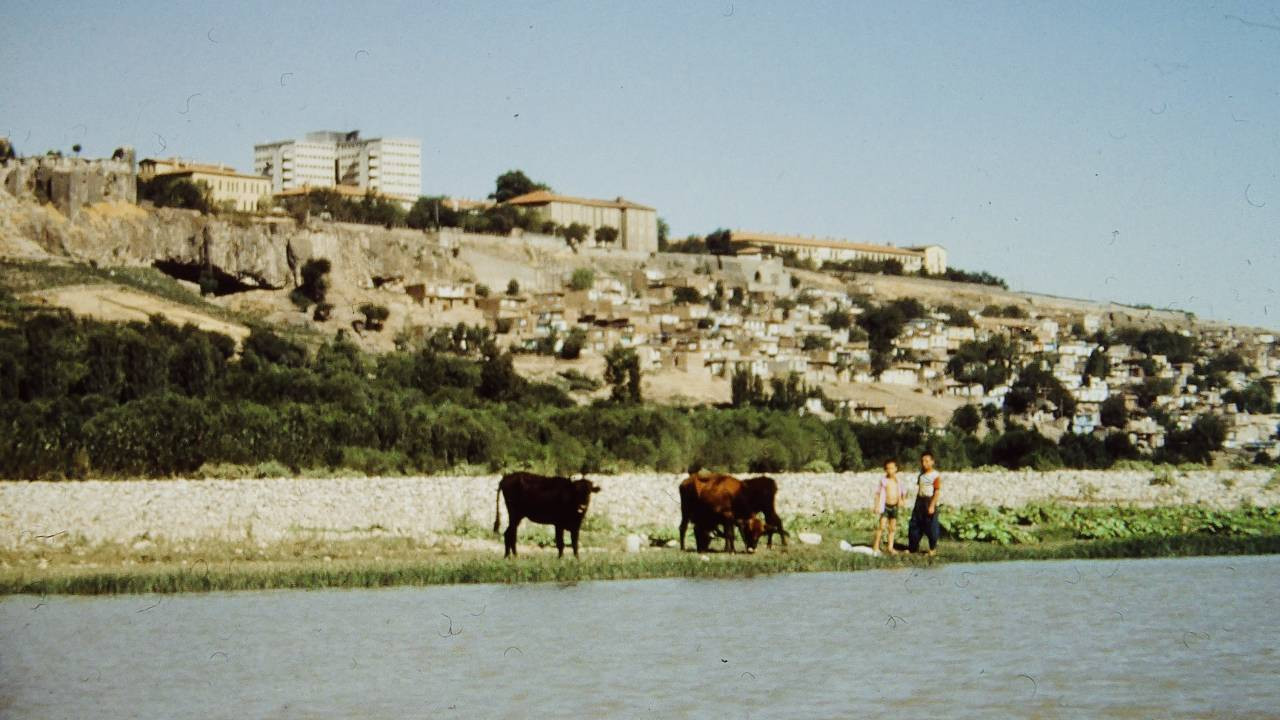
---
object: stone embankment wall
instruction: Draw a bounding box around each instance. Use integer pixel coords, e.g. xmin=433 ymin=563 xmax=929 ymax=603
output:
xmin=2 ymin=470 xmax=1275 ymax=548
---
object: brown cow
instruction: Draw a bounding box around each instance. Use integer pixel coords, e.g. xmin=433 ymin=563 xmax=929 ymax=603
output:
xmin=494 ymin=472 xmax=601 ymax=558
xmin=741 ymin=476 xmax=788 ymax=548
xmin=678 ymin=471 xmax=763 ymax=553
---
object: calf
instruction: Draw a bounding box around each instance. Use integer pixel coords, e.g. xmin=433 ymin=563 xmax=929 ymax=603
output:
xmin=741 ymin=476 xmax=788 ymax=548
xmin=494 ymin=472 xmax=601 ymax=558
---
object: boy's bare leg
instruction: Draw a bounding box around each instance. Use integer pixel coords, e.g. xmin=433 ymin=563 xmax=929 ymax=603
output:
xmin=885 ymin=518 xmax=898 ymax=554
xmin=872 ymin=516 xmax=885 ymax=553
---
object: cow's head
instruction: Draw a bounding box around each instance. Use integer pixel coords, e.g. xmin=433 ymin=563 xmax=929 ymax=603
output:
xmin=739 ymin=516 xmax=765 ymax=552
xmin=571 ymin=478 xmax=601 ymax=517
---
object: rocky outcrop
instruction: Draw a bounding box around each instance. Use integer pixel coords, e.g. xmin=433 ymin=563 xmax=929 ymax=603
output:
xmin=0 ymin=193 xmax=467 ymax=293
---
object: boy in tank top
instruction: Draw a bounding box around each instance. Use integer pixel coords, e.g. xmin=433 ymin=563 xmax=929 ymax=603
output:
xmin=908 ymin=452 xmax=942 ymax=556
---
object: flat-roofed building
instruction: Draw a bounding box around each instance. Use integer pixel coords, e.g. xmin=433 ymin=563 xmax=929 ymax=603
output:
xmin=504 ymin=190 xmax=658 ymax=254
xmin=253 ymin=130 xmax=421 ymax=207
xmin=732 ymin=230 xmax=947 ymax=274
xmin=138 ymin=157 xmax=271 ymax=212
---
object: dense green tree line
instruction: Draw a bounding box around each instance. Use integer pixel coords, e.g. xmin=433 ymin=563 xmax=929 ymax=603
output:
xmin=0 ymin=301 xmax=1248 ymax=479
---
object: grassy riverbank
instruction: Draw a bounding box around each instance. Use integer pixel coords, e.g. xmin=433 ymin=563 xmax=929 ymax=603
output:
xmin=4 ymin=502 xmax=1279 ymax=595
xmin=4 ymin=535 xmax=1279 ymax=596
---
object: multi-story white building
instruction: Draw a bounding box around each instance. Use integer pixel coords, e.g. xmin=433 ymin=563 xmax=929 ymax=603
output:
xmin=253 ymin=131 xmax=421 ymax=206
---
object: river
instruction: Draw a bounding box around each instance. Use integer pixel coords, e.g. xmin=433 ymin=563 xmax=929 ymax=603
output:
xmin=2 ymin=555 xmax=1277 ymax=719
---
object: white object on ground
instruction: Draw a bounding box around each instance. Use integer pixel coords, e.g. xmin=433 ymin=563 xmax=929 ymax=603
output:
xmin=838 ymin=541 xmax=878 ymax=556
xmin=625 ymin=534 xmax=642 ymax=553
xmin=665 ymin=539 xmax=679 ymax=549
xmin=797 ymin=532 xmax=822 ymax=545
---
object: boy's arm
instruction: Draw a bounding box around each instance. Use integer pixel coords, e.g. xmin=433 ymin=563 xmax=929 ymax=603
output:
xmin=928 ymin=475 xmax=941 ymax=515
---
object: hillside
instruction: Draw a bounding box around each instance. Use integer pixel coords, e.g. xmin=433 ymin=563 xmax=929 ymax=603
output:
xmin=1 ymin=192 xmax=1276 ymax=436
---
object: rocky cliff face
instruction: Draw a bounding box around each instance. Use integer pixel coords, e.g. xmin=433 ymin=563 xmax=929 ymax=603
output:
xmin=0 ymin=192 xmax=467 ymax=293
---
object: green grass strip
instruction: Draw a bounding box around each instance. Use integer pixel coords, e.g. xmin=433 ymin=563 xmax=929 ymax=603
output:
xmin=4 ymin=534 xmax=1278 ymax=596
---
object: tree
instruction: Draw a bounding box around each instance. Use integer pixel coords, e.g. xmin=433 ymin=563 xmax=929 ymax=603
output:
xmin=478 ymin=348 xmax=523 ymax=401
xmin=991 ymin=428 xmax=1062 ymax=469
xmin=673 ymin=286 xmax=702 ymax=304
xmin=358 ymin=304 xmax=390 ymax=331
xmin=730 ymin=365 xmax=767 ymax=407
xmin=490 ymin=170 xmax=549 ymax=203
xmin=657 ymin=217 xmax=670 ymax=250
xmin=559 ymin=328 xmax=587 ymax=360
xmin=1224 ymin=381 xmax=1275 ymax=414
xmin=604 ymin=346 xmax=642 ymax=402
xmin=406 ymin=196 xmax=460 ymax=229
xmin=594 ymin=226 xmax=619 ymax=245
xmin=1161 ymin=414 xmax=1227 ymax=464
xmin=297 ymin=258 xmax=331 ymax=304
xmin=768 ymin=372 xmax=809 ymax=411
xmin=139 ymin=176 xmax=212 ymax=213
xmin=947 ymin=336 xmax=1017 ymax=391
xmin=1083 ymin=347 xmax=1110 ymax=382
xmin=1134 ymin=377 xmax=1174 ymax=409
xmin=823 ymin=309 xmax=853 ymax=331
xmin=705 ymin=228 xmax=734 ymax=255
xmin=475 ymin=284 xmax=490 ymax=298
xmin=506 ymin=279 xmax=520 ymax=296
xmin=569 ymin=268 xmax=595 ymax=291
xmin=71 ymin=143 xmax=82 ymax=156
xmin=1116 ymin=327 xmax=1199 ymax=365
xmin=855 ymin=301 xmax=922 ymax=378
xmin=1100 ymin=395 xmax=1128 ymax=428
xmin=1004 ymin=359 xmax=1076 ymax=419
xmin=950 ymin=404 xmax=982 ymax=435
xmin=938 ymin=304 xmax=975 ymax=327
xmin=562 ymin=222 xmax=590 ymax=245
xmin=801 ymin=334 xmax=831 ymax=352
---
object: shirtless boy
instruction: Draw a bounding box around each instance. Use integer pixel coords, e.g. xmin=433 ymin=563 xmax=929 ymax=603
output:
xmin=871 ymin=459 xmax=904 ymax=555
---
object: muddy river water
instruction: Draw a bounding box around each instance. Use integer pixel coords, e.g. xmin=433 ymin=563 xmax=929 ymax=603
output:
xmin=2 ymin=555 xmax=1277 ymax=718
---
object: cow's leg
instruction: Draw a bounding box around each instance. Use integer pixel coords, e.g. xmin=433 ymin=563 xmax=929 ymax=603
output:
xmin=722 ymin=518 xmax=735 ymax=553
xmin=504 ymin=517 xmax=521 ymax=558
xmin=694 ymin=524 xmax=710 ymax=552
xmin=770 ymin=511 xmax=787 ymax=547
xmin=570 ymin=526 xmax=581 ymax=558
xmin=555 ymin=525 xmax=565 ymax=558
xmin=679 ymin=514 xmax=689 ymax=551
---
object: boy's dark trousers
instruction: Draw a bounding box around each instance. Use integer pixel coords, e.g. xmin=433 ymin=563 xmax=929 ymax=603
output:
xmin=908 ymin=498 xmax=939 ymax=552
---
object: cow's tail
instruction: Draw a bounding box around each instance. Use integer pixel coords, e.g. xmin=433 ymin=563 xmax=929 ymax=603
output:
xmin=493 ymin=485 xmax=503 ymax=534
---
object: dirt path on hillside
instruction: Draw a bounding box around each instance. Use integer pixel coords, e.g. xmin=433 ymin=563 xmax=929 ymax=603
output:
xmin=22 ymin=284 xmax=250 ymax=341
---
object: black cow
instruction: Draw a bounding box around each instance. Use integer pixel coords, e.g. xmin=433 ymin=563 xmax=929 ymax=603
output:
xmin=741 ymin=476 xmax=788 ymax=548
xmin=494 ymin=472 xmax=601 ymax=558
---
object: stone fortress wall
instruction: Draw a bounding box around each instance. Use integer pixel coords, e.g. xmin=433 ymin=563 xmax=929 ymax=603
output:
xmin=0 ymin=149 xmax=137 ymax=219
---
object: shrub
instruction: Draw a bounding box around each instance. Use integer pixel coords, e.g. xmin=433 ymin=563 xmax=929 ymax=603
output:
xmin=358 ymin=304 xmax=390 ymax=331
xmin=569 ymin=268 xmax=595 ymax=291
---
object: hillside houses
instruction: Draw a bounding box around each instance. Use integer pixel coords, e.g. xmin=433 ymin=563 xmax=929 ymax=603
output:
xmin=428 ymin=254 xmax=1279 ymax=453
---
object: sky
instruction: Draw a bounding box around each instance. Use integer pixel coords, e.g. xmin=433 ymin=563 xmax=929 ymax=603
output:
xmin=2 ymin=1 xmax=1277 ymax=330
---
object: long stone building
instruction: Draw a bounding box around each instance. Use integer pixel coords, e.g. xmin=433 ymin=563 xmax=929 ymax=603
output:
xmin=732 ymin=230 xmax=947 ymax=274
xmin=504 ymin=190 xmax=658 ymax=254
xmin=139 ymin=158 xmax=271 ymax=212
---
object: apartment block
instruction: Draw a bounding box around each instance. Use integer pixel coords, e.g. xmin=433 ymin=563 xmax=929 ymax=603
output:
xmin=253 ymin=130 xmax=421 ymax=205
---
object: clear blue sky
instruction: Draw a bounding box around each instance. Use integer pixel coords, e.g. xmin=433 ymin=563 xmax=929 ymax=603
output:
xmin=3 ymin=1 xmax=1277 ymax=330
